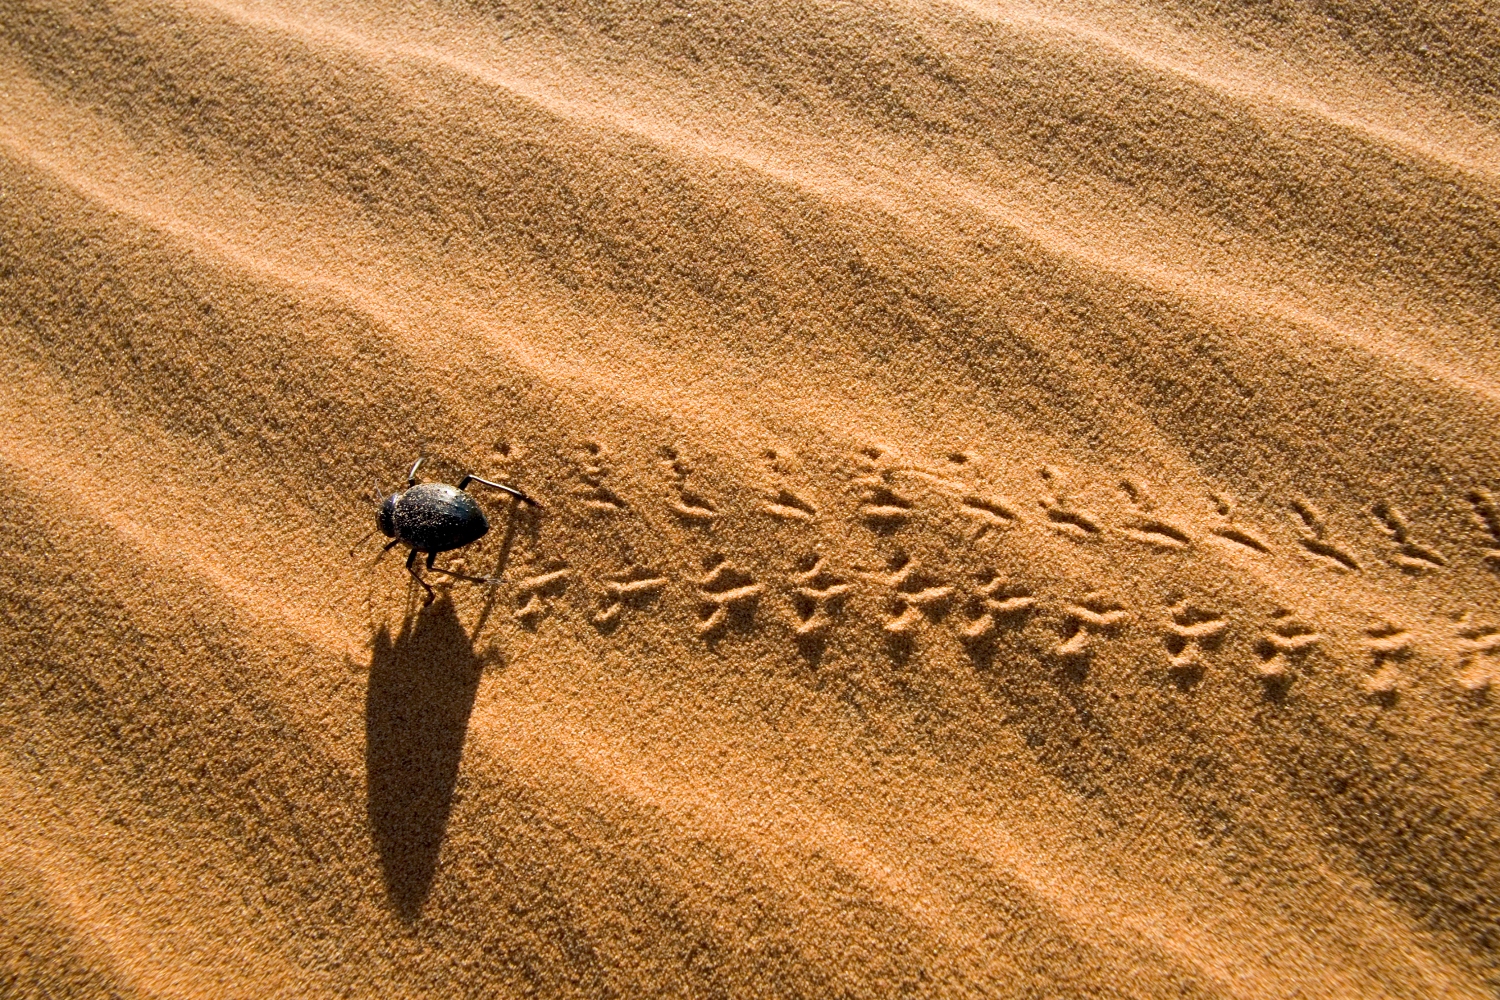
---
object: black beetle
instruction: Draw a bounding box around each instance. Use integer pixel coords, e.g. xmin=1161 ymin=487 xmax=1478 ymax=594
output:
xmin=372 ymin=457 xmax=539 ymax=603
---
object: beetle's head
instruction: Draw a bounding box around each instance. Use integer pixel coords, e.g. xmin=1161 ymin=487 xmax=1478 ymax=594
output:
xmin=378 ymin=492 xmax=399 ymax=537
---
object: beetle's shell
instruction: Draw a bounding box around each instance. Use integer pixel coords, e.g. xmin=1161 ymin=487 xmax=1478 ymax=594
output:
xmin=393 ymin=483 xmax=489 ymax=552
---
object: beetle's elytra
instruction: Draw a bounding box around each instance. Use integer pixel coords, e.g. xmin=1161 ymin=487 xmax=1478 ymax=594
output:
xmin=372 ymin=457 xmax=539 ymax=603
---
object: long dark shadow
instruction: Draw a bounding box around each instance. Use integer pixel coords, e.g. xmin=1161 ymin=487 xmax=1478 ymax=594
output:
xmin=365 ymin=597 xmax=484 ymax=920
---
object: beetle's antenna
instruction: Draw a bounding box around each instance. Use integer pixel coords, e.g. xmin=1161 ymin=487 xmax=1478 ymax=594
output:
xmin=350 ymin=482 xmax=387 ymax=555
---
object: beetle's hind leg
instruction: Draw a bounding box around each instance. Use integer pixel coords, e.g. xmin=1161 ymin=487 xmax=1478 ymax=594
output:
xmin=406 ymin=548 xmax=436 ymax=605
xmin=424 ymin=549 xmax=496 ymax=586
xmin=457 ymin=474 xmax=541 ymax=507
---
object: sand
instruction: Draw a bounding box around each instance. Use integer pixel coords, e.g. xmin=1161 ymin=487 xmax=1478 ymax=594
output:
xmin=1 ymin=0 xmax=1498 ymax=995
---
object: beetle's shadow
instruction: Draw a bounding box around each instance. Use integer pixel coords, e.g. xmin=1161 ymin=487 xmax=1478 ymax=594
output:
xmin=366 ymin=596 xmax=485 ymax=921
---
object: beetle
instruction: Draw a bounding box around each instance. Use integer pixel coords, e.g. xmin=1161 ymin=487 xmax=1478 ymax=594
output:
xmin=371 ymin=457 xmax=540 ymax=603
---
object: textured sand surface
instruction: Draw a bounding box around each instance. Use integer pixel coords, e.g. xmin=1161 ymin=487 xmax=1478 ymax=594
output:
xmin=2 ymin=1 xmax=1499 ymax=996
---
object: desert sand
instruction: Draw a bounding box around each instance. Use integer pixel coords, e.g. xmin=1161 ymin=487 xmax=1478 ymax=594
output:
xmin=2 ymin=0 xmax=1499 ymax=996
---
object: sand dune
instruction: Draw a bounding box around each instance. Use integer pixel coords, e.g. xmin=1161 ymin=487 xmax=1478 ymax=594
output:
xmin=2 ymin=0 xmax=1498 ymax=996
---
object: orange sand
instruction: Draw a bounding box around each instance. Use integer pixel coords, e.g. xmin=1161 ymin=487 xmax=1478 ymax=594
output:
xmin=2 ymin=0 xmax=1499 ymax=996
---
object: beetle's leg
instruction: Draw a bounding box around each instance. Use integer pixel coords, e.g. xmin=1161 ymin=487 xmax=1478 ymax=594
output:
xmin=348 ymin=528 xmax=379 ymax=557
xmin=406 ymin=547 xmax=435 ymax=604
xmin=351 ymin=531 xmax=401 ymax=559
xmin=406 ymin=457 xmax=424 ymax=487
xmin=424 ymin=549 xmax=497 ymax=585
xmin=457 ymin=474 xmax=541 ymax=507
